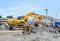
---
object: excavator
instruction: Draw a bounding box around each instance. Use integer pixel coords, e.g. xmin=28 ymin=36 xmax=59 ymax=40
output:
xmin=7 ymin=13 xmax=44 ymax=30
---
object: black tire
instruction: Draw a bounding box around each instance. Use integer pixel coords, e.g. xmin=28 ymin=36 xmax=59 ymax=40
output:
xmin=58 ymin=30 xmax=60 ymax=33
xmin=9 ymin=25 xmax=14 ymax=30
xmin=35 ymin=23 xmax=38 ymax=26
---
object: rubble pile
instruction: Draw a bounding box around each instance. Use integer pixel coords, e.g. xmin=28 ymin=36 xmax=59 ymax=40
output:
xmin=0 ymin=16 xmax=60 ymax=41
xmin=0 ymin=26 xmax=60 ymax=41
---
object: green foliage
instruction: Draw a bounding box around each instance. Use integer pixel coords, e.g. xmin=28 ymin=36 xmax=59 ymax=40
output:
xmin=10 ymin=15 xmax=13 ymax=18
xmin=0 ymin=15 xmax=2 ymax=18
xmin=6 ymin=15 xmax=13 ymax=18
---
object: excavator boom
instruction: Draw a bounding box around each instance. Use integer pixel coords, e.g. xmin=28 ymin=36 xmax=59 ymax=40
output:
xmin=21 ymin=13 xmax=44 ymax=22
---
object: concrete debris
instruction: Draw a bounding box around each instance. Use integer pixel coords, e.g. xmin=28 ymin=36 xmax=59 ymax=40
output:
xmin=0 ymin=16 xmax=60 ymax=41
xmin=0 ymin=30 xmax=60 ymax=41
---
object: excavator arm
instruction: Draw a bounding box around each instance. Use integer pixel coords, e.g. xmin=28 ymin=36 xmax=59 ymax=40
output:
xmin=22 ymin=13 xmax=44 ymax=22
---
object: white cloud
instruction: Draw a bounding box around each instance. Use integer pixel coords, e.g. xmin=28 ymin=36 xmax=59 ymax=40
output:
xmin=0 ymin=5 xmax=40 ymax=18
xmin=0 ymin=9 xmax=4 ymax=12
xmin=0 ymin=9 xmax=6 ymax=16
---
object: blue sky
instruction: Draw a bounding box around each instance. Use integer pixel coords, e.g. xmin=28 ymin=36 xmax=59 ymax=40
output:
xmin=0 ymin=0 xmax=60 ymax=19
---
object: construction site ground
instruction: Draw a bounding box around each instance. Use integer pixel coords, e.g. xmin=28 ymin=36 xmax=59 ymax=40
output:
xmin=0 ymin=26 xmax=60 ymax=41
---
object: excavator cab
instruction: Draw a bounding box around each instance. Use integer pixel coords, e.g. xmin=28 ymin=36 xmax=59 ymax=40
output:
xmin=17 ymin=16 xmax=24 ymax=20
xmin=17 ymin=16 xmax=28 ymax=22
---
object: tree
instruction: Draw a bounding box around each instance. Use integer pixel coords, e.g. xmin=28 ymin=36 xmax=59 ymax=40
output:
xmin=6 ymin=15 xmax=13 ymax=19
xmin=10 ymin=15 xmax=13 ymax=19
xmin=0 ymin=15 xmax=2 ymax=18
xmin=6 ymin=16 xmax=10 ymax=18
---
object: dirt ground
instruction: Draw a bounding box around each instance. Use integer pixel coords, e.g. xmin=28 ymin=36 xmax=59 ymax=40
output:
xmin=0 ymin=29 xmax=60 ymax=41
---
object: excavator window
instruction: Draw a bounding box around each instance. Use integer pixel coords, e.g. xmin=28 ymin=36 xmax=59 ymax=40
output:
xmin=17 ymin=16 xmax=28 ymax=21
xmin=17 ymin=16 xmax=24 ymax=20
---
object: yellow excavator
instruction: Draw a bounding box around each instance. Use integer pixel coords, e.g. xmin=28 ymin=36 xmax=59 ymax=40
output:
xmin=7 ymin=13 xmax=44 ymax=30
